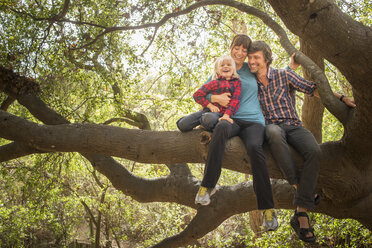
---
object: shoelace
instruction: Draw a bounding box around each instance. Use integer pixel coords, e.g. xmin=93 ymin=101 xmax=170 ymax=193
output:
xmin=264 ymin=210 xmax=273 ymax=221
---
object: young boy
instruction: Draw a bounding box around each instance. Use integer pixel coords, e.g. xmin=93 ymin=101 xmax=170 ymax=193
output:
xmin=177 ymin=55 xmax=241 ymax=133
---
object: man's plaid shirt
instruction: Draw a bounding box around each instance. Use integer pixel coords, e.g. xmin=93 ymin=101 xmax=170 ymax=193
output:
xmin=193 ymin=76 xmax=241 ymax=117
xmin=257 ymin=67 xmax=316 ymax=126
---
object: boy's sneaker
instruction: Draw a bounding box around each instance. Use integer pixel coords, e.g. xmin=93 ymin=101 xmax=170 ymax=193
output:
xmin=262 ymin=209 xmax=279 ymax=231
xmin=195 ymin=186 xmax=216 ymax=205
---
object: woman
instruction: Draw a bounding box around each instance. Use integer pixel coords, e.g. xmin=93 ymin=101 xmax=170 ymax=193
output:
xmin=195 ymin=34 xmax=278 ymax=232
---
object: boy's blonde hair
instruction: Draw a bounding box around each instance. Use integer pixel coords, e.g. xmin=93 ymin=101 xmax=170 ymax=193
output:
xmin=212 ymin=55 xmax=239 ymax=80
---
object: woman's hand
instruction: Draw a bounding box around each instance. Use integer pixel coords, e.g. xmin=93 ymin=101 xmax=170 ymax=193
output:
xmin=207 ymin=103 xmax=220 ymax=112
xmin=219 ymin=114 xmax=234 ymax=124
xmin=211 ymin=93 xmax=231 ymax=107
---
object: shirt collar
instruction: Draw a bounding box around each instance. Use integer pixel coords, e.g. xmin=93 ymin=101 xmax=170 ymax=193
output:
xmin=256 ymin=67 xmax=272 ymax=86
xmin=267 ymin=67 xmax=273 ymax=80
xmin=218 ymin=75 xmax=237 ymax=81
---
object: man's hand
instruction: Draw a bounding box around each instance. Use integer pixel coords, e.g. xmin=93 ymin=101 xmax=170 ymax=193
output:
xmin=289 ymin=53 xmax=301 ymax=70
xmin=207 ymin=103 xmax=220 ymax=112
xmin=334 ymin=92 xmax=356 ymax=108
xmin=211 ymin=93 xmax=231 ymax=107
xmin=342 ymin=96 xmax=356 ymax=108
xmin=219 ymin=114 xmax=234 ymax=124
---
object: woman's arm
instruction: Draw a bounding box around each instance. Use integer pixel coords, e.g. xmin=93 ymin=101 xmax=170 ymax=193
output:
xmin=210 ymin=93 xmax=231 ymax=107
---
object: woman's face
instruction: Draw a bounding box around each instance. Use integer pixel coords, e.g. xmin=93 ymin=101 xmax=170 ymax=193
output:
xmin=230 ymin=45 xmax=248 ymax=68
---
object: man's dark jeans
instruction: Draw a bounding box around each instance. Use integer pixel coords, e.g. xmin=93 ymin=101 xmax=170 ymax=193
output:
xmin=265 ymin=124 xmax=321 ymax=209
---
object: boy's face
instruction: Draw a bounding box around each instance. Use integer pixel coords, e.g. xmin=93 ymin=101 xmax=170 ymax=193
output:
xmin=218 ymin=59 xmax=234 ymax=80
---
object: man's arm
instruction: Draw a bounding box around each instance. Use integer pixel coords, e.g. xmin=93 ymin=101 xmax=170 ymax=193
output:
xmin=332 ymin=91 xmax=356 ymax=107
xmin=288 ymin=53 xmax=356 ymax=108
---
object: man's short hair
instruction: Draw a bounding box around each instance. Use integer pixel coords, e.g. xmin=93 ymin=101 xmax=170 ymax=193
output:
xmin=248 ymin=41 xmax=273 ymax=67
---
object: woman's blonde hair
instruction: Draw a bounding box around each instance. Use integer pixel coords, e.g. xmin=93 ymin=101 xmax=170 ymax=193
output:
xmin=212 ymin=55 xmax=239 ymax=80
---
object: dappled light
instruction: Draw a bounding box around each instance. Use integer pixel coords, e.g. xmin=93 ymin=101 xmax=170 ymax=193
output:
xmin=0 ymin=0 xmax=371 ymax=247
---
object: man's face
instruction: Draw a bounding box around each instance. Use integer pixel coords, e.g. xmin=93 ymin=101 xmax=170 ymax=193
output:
xmin=248 ymin=50 xmax=268 ymax=74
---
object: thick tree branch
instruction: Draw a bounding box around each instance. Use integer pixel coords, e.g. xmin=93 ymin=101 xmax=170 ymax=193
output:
xmin=0 ymin=96 xmax=15 ymax=111
xmin=0 ymin=142 xmax=44 ymax=162
xmin=1 ymin=108 xmax=371 ymax=227
xmin=0 ymin=111 xmax=207 ymax=164
xmin=0 ymin=109 xmax=369 ymax=200
xmin=103 ymin=117 xmax=142 ymax=128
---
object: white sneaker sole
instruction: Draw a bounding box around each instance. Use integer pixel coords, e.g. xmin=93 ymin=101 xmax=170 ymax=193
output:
xmin=195 ymin=187 xmax=217 ymax=205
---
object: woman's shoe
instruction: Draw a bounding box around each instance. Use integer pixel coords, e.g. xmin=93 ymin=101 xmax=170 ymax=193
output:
xmin=290 ymin=210 xmax=316 ymax=243
xmin=195 ymin=186 xmax=216 ymax=205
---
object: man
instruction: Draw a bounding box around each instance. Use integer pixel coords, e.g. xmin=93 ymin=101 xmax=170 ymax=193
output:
xmin=247 ymin=40 xmax=354 ymax=243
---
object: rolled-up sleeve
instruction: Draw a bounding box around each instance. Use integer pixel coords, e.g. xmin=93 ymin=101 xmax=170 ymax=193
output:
xmin=286 ymin=70 xmax=316 ymax=96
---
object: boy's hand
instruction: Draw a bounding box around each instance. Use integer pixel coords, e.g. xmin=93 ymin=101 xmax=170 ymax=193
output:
xmin=289 ymin=53 xmax=301 ymax=70
xmin=219 ymin=114 xmax=233 ymax=124
xmin=207 ymin=103 xmax=220 ymax=112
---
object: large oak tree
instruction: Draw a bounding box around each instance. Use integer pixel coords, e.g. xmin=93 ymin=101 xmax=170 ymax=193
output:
xmin=1 ymin=0 xmax=371 ymax=247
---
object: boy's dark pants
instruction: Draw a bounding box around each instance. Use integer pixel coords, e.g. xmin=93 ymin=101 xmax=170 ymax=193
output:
xmin=176 ymin=110 xmax=221 ymax=132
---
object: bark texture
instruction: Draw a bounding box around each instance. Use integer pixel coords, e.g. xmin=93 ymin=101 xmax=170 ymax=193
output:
xmin=300 ymin=38 xmax=325 ymax=143
xmin=1 ymin=1 xmax=372 ymax=247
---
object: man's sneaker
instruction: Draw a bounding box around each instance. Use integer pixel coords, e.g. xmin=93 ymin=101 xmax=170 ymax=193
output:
xmin=195 ymin=186 xmax=216 ymax=205
xmin=262 ymin=209 xmax=279 ymax=231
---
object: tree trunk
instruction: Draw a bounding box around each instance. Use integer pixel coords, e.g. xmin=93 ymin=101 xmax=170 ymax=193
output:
xmin=248 ymin=210 xmax=263 ymax=239
xmin=1 ymin=1 xmax=372 ymax=247
xmin=300 ymin=38 xmax=325 ymax=143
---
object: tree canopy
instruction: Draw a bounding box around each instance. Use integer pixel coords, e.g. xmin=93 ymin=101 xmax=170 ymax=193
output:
xmin=0 ymin=0 xmax=371 ymax=247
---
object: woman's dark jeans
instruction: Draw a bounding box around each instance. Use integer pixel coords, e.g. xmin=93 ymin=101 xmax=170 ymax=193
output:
xmin=200 ymin=118 xmax=274 ymax=210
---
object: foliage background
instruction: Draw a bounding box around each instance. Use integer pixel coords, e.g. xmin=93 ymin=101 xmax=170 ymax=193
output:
xmin=0 ymin=0 xmax=371 ymax=247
